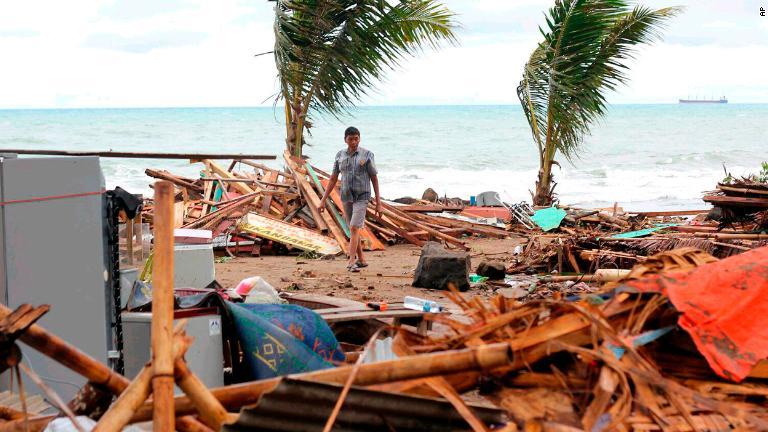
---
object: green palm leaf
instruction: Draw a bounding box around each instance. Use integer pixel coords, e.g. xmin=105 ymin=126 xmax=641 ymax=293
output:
xmin=518 ymin=0 xmax=681 ymax=205
xmin=274 ymin=0 xmax=458 ymax=156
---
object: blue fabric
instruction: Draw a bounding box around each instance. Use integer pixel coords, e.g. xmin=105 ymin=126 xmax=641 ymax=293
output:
xmin=226 ymin=303 xmax=343 ymax=380
xmin=609 ymin=223 xmax=679 ymax=239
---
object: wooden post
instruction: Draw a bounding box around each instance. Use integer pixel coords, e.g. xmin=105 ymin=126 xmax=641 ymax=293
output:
xmin=126 ymin=218 xmax=134 ymax=266
xmin=135 ymin=214 xmax=144 ymax=263
xmin=151 ymin=181 xmax=175 ymax=431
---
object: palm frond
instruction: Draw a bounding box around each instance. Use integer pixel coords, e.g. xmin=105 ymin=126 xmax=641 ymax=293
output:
xmin=518 ymin=0 xmax=681 ymax=162
xmin=274 ymin=0 xmax=458 ymax=120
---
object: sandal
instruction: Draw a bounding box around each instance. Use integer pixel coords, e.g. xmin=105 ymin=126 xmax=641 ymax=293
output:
xmin=346 ymin=263 xmax=361 ymax=273
xmin=356 ymin=261 xmax=369 ymax=268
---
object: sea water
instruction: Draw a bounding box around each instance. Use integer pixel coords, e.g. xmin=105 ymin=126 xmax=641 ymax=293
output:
xmin=0 ymin=104 xmax=765 ymax=211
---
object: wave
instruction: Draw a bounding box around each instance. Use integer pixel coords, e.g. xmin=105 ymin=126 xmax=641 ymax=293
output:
xmin=104 ymin=160 xmax=751 ymax=210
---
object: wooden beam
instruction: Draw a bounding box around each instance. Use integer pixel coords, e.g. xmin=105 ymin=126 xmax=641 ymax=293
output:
xmin=260 ymin=171 xmax=279 ymax=215
xmin=131 ymin=343 xmax=515 ymax=421
xmin=1 ymin=149 xmax=276 ymax=159
xmin=380 ymin=203 xmax=468 ymax=250
xmin=631 ymin=209 xmax=711 ymax=217
xmin=283 ymin=152 xmax=330 ymax=233
xmin=151 ymin=181 xmax=176 ymax=432
xmin=237 ymin=159 xmax=290 ymax=177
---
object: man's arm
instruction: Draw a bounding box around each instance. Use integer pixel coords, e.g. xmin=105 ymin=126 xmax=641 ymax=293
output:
xmin=318 ymin=172 xmax=339 ymax=212
xmin=371 ymin=174 xmax=381 ymax=218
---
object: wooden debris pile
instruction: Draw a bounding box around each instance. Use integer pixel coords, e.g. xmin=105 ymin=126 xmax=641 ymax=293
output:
xmin=5 ymin=245 xmax=768 ymax=431
xmin=505 ymin=201 xmax=768 ymax=281
xmin=704 ymin=177 xmax=768 ymax=230
xmin=141 ymin=153 xmax=509 ymax=257
xmin=389 ymin=278 xmax=768 ymax=431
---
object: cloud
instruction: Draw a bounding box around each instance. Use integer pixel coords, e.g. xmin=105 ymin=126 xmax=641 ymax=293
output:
xmin=0 ymin=0 xmax=766 ymax=108
xmin=0 ymin=29 xmax=39 ymax=38
xmin=99 ymin=0 xmax=196 ymax=21
xmin=83 ymin=31 xmax=207 ymax=53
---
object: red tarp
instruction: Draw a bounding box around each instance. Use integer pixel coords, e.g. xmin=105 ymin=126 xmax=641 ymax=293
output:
xmin=624 ymin=246 xmax=768 ymax=382
xmin=460 ymin=206 xmax=511 ymax=222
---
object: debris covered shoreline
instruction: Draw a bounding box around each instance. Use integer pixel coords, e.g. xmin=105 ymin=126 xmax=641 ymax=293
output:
xmin=2 ymin=153 xmax=768 ymax=432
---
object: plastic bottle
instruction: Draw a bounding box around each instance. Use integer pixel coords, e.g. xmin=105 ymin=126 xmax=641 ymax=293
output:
xmin=403 ymin=296 xmax=442 ymax=313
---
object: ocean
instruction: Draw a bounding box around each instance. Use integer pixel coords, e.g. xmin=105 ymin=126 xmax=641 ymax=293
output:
xmin=1 ymin=104 xmax=765 ymax=211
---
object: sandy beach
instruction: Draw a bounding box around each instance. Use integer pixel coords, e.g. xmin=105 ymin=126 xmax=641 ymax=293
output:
xmin=215 ymin=236 xmax=525 ymax=305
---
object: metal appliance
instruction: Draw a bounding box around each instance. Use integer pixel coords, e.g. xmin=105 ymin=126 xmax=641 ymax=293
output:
xmin=0 ymin=155 xmax=120 ymax=401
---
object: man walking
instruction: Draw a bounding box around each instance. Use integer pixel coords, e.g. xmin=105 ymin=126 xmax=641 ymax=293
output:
xmin=319 ymin=126 xmax=380 ymax=272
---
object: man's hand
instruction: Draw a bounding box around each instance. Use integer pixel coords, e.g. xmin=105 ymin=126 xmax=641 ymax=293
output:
xmin=318 ymin=197 xmax=326 ymax=213
xmin=375 ymin=197 xmax=381 ymax=219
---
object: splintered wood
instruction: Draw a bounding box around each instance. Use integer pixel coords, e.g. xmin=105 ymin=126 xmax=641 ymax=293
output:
xmin=142 ymin=156 xmax=509 ymax=257
xmin=390 ymin=285 xmax=768 ymax=431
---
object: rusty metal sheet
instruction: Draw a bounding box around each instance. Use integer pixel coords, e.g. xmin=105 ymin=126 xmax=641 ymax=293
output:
xmin=223 ymin=378 xmax=506 ymax=432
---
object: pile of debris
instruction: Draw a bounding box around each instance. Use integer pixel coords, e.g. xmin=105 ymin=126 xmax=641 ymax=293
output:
xmin=5 ymin=235 xmax=768 ymax=431
xmin=704 ymin=170 xmax=768 ymax=230
xmin=393 ymin=246 xmax=768 ymax=431
xmin=141 ymin=151 xmax=509 ymax=257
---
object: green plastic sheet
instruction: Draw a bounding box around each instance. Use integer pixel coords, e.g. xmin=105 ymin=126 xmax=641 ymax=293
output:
xmin=531 ymin=207 xmax=567 ymax=231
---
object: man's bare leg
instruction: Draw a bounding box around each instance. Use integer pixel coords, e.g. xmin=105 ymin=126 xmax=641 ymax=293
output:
xmin=356 ymin=239 xmax=365 ymax=265
xmin=348 ymin=226 xmax=360 ymax=267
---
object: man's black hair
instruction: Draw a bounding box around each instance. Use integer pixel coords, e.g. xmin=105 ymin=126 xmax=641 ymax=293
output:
xmin=344 ymin=126 xmax=360 ymax=137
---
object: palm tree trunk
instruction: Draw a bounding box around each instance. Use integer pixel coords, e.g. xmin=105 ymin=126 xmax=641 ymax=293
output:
xmin=293 ymin=116 xmax=305 ymax=158
xmin=533 ymin=158 xmax=554 ymax=206
xmin=533 ymin=120 xmax=557 ymax=206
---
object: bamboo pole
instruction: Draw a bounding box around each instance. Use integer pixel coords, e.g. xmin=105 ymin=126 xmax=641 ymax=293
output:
xmin=0 ymin=304 xmax=129 ymax=394
xmin=131 ymin=342 xmax=513 ymax=421
xmin=174 ymin=359 xmax=229 ymax=430
xmin=0 ymin=306 xmax=208 ymax=432
xmin=151 ymin=181 xmax=176 ymax=431
xmin=93 ymin=329 xmax=193 ymax=432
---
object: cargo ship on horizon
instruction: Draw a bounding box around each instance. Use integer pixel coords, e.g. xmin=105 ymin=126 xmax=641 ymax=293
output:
xmin=679 ymin=96 xmax=728 ymax=104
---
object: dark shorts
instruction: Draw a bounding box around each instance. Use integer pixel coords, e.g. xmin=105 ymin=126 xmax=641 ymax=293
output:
xmin=343 ymin=200 xmax=367 ymax=228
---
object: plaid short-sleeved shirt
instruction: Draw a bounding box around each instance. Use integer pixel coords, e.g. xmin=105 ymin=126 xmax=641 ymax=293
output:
xmin=332 ymin=147 xmax=377 ymax=203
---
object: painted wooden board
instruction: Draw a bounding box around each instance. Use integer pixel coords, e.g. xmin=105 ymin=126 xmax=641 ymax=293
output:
xmin=238 ymin=212 xmax=341 ymax=255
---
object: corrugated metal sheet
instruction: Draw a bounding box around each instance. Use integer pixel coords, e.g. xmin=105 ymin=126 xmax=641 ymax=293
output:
xmin=223 ymin=378 xmax=506 ymax=432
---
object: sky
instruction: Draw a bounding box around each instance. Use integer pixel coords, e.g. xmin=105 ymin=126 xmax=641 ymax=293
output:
xmin=0 ymin=0 xmax=766 ymax=108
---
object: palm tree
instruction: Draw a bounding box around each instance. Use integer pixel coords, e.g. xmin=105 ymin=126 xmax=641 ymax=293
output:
xmin=518 ymin=0 xmax=681 ymax=206
xmin=273 ymin=0 xmax=458 ymax=157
